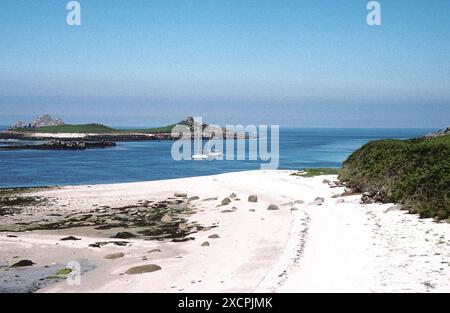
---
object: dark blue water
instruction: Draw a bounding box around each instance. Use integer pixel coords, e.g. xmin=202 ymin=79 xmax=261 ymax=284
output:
xmin=0 ymin=127 xmax=434 ymax=188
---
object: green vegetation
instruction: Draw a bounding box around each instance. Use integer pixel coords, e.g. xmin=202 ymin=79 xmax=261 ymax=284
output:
xmin=128 ymin=117 xmax=197 ymax=133
xmin=126 ymin=123 xmax=178 ymax=134
xmin=291 ymin=168 xmax=340 ymax=177
xmin=339 ymin=135 xmax=450 ymax=220
xmin=55 ymin=268 xmax=72 ymax=276
xmin=13 ymin=122 xmax=185 ymax=134
xmin=14 ymin=124 xmax=116 ymax=133
xmin=46 ymin=268 xmax=72 ymax=280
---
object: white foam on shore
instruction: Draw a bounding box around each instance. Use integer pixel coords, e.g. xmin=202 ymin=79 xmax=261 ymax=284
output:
xmin=30 ymin=133 xmax=88 ymax=138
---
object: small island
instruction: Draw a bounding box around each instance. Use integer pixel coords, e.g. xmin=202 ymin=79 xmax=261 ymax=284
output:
xmin=0 ymin=115 xmax=251 ymax=142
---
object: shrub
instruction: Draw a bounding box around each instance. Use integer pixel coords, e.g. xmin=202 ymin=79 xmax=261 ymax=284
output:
xmin=339 ymin=135 xmax=450 ymax=220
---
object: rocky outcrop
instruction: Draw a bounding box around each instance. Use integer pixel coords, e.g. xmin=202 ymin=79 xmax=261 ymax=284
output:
xmin=425 ymin=127 xmax=450 ymax=138
xmin=46 ymin=140 xmax=116 ymax=149
xmin=361 ymin=191 xmax=385 ymax=204
xmin=0 ymin=140 xmax=116 ymax=150
xmin=11 ymin=121 xmax=26 ymax=129
xmin=9 ymin=115 xmax=65 ymax=130
xmin=30 ymin=115 xmax=65 ymax=128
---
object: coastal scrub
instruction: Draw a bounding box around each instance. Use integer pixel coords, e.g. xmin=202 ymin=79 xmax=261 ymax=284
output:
xmin=339 ymin=134 xmax=450 ymax=220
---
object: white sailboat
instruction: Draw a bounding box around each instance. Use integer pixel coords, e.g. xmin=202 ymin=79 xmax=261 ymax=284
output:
xmin=192 ymin=127 xmax=209 ymax=161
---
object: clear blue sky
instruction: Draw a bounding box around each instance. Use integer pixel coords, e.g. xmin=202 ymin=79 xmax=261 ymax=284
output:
xmin=0 ymin=0 xmax=449 ymax=127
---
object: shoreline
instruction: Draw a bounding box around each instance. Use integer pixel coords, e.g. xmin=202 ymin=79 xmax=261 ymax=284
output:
xmin=0 ymin=131 xmax=252 ymax=142
xmin=0 ymin=170 xmax=449 ymax=293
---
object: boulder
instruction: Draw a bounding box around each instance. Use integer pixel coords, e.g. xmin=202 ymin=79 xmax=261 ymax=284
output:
xmin=309 ymin=197 xmax=325 ymax=206
xmin=172 ymin=237 xmax=195 ymax=243
xmin=115 ymin=214 xmax=129 ymax=221
xmin=361 ymin=191 xmax=385 ymax=204
xmin=221 ymin=197 xmax=231 ymax=206
xmin=229 ymin=193 xmax=237 ymax=199
xmin=161 ymin=214 xmax=172 ymax=223
xmin=221 ymin=207 xmax=237 ymax=213
xmin=104 ymin=252 xmax=125 ymax=260
xmin=11 ymin=260 xmax=35 ymax=267
xmin=267 ymin=204 xmax=280 ymax=211
xmin=112 ymin=232 xmax=137 ymax=239
xmin=201 ymin=241 xmax=210 ymax=247
xmin=125 ymin=264 xmax=161 ymax=275
xmin=60 ymin=236 xmax=81 ymax=241
xmin=202 ymin=197 xmax=218 ymax=202
xmin=174 ymin=192 xmax=187 ymax=198
xmin=248 ymin=195 xmax=258 ymax=203
xmin=383 ymin=204 xmax=403 ymax=213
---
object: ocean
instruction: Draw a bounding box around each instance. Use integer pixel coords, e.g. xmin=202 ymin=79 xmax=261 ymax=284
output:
xmin=0 ymin=127 xmax=435 ymax=188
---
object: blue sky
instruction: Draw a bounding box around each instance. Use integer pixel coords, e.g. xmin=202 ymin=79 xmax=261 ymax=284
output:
xmin=0 ymin=0 xmax=449 ymax=127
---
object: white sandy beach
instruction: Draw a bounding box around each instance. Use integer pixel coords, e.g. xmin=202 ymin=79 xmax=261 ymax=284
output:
xmin=25 ymin=132 xmax=152 ymax=139
xmin=0 ymin=170 xmax=449 ymax=293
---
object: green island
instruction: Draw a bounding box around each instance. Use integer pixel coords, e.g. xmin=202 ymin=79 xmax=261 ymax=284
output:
xmin=12 ymin=123 xmax=177 ymax=134
xmin=6 ymin=116 xmax=203 ymax=135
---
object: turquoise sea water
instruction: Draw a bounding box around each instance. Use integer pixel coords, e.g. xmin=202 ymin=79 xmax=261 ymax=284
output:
xmin=0 ymin=127 xmax=435 ymax=188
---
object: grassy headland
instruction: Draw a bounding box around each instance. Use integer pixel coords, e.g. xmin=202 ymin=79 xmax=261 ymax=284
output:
xmin=12 ymin=123 xmax=178 ymax=134
xmin=14 ymin=124 xmax=116 ymax=133
xmin=10 ymin=118 xmax=196 ymax=134
xmin=339 ymin=134 xmax=450 ymax=220
xmin=126 ymin=123 xmax=178 ymax=134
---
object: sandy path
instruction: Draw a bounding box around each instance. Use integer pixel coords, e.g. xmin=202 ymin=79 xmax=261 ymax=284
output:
xmin=280 ymin=194 xmax=450 ymax=293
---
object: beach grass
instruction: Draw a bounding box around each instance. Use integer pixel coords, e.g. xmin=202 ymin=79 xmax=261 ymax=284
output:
xmin=291 ymin=168 xmax=340 ymax=177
